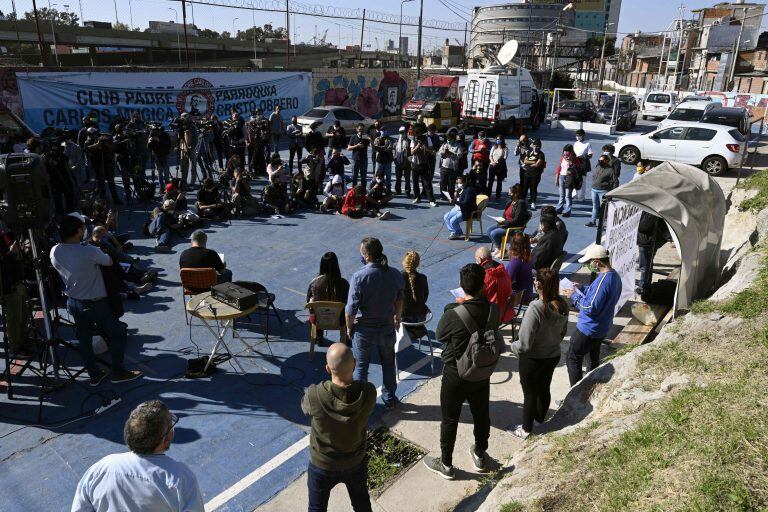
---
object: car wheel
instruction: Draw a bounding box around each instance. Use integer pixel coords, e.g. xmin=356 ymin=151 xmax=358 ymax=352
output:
xmin=702 ymin=155 xmax=728 ymax=176
xmin=619 ymin=146 xmax=640 ymax=165
xmin=642 ymin=115 xmax=647 ymax=121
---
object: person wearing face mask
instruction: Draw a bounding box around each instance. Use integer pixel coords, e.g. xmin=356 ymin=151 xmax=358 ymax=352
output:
xmin=487 ymin=136 xmax=508 ymax=200
xmin=438 ymin=132 xmax=464 ymax=201
xmin=573 ymin=129 xmax=593 ymax=203
xmin=300 ymin=147 xmax=327 ymax=193
xmin=530 ymin=217 xmax=563 ymax=270
xmin=602 ymin=144 xmax=621 ymax=189
xmin=554 ymin=144 xmax=581 ymax=217
xmin=633 ymin=159 xmax=652 ymax=180
xmin=321 ymin=174 xmax=347 ymax=214
xmin=469 ymin=131 xmax=490 ymax=193
xmin=394 ymin=126 xmax=412 ymax=196
xmin=366 ymin=169 xmax=393 ymax=219
xmin=488 ymin=184 xmax=529 ymax=258
xmin=444 ymin=174 xmax=477 ymax=240
xmin=563 ymin=244 xmax=622 ymax=385
xmin=72 ymin=400 xmax=203 ymax=511
xmin=521 ymin=139 xmax=545 ymax=210
xmin=513 ymin=134 xmax=531 ymax=186
xmin=347 ymin=123 xmax=370 ymax=189
xmin=585 ymin=155 xmax=616 ymax=227
xmin=372 ymin=131 xmax=394 ymax=188
xmin=293 ymin=166 xmax=319 ymax=209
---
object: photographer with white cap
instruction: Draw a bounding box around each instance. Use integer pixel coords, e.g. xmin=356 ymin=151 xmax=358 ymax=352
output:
xmin=563 ymin=244 xmax=622 ymax=385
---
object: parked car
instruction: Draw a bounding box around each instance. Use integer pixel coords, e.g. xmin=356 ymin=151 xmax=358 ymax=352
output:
xmin=641 ymin=91 xmax=678 ymax=120
xmin=700 ymin=106 xmax=751 ymax=137
xmin=596 ymin=95 xmax=639 ymax=130
xmin=657 ymin=100 xmax=722 ymax=130
xmin=296 ymin=106 xmax=377 ymax=137
xmin=552 ymin=100 xmax=596 ymax=122
xmin=679 ymin=94 xmax=714 ymax=104
xmin=614 ymin=122 xmax=744 ymax=176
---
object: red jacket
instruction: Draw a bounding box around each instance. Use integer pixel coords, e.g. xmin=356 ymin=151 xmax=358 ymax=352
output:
xmin=341 ymin=188 xmax=366 ymax=215
xmin=471 ymin=138 xmax=490 ymax=163
xmin=555 ymin=155 xmax=581 ymax=179
xmin=480 ymin=258 xmax=513 ymax=322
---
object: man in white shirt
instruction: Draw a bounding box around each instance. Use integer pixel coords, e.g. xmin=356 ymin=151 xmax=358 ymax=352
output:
xmin=50 ymin=215 xmax=141 ymax=386
xmin=71 ymin=400 xmax=204 ymax=512
xmin=573 ymin=129 xmax=593 ymax=202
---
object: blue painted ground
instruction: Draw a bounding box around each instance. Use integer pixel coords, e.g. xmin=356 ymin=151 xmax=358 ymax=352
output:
xmin=0 ymin=121 xmax=651 ymax=511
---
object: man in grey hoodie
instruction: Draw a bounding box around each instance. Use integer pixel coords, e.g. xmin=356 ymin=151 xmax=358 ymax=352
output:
xmin=302 ymin=342 xmax=377 ymax=512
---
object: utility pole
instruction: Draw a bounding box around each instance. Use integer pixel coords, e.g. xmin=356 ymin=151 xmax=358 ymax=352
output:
xmin=31 ymin=0 xmax=46 ymax=66
xmin=112 ymin=0 xmax=118 ymax=25
xmin=598 ymin=22 xmax=614 ymax=89
xmin=359 ymin=9 xmax=366 ymax=67
xmin=463 ymin=21 xmax=468 ymax=71
xmin=416 ymin=0 xmax=424 ymax=79
xmin=727 ymin=7 xmax=747 ymax=91
xmin=674 ymin=4 xmax=685 ymax=91
xmin=180 ymin=0 xmax=190 ymax=68
xmin=251 ymin=1 xmax=257 ymax=62
xmin=285 ymin=0 xmax=290 ymax=69
xmin=548 ymin=3 xmax=574 ymax=90
xmin=658 ymin=31 xmax=667 ymax=89
xmin=77 ymin=0 xmax=83 ymax=25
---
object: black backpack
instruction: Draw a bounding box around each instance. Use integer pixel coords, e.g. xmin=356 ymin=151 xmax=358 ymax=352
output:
xmin=454 ymin=304 xmax=504 ymax=381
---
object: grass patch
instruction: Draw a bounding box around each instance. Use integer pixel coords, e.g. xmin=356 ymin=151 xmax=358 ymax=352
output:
xmin=737 ymin=169 xmax=768 ymax=212
xmin=366 ymin=427 xmax=425 ymax=493
xmin=500 ymin=501 xmax=524 ymax=512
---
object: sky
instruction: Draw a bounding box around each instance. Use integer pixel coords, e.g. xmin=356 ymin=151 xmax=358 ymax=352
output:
xmin=4 ymin=0 xmax=765 ymax=51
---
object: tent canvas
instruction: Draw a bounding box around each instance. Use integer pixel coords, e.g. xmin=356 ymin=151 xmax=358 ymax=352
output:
xmin=604 ymin=161 xmax=726 ymax=312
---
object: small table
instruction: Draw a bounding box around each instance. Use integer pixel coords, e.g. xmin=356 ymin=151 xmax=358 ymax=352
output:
xmin=186 ymin=292 xmax=260 ymax=373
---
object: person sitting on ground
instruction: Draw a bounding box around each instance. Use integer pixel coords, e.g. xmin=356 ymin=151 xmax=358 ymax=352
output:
xmin=509 ymin=268 xmax=569 ymax=439
xmin=341 ymin=184 xmax=368 ymax=219
xmin=300 ymin=146 xmax=326 ymax=193
xmin=225 ymin=154 xmax=243 ymax=181
xmin=366 ymin=169 xmax=393 ymax=219
xmin=301 ymin=343 xmax=376 ymax=512
xmin=262 ymin=173 xmax=293 ymax=215
xmin=266 ymin=152 xmax=290 ymax=190
xmin=72 ymin=400 xmax=204 ymax=512
xmin=195 ymin=178 xmax=226 ymax=219
xmin=91 ymin=226 xmax=156 ymax=296
xmin=531 ymin=205 xmax=568 ymax=250
xmin=401 ymin=250 xmax=429 ymax=339
xmin=178 ymin=229 xmax=232 ymax=287
xmin=293 ymin=166 xmax=319 ymax=209
xmin=321 ymin=174 xmax=347 ymax=214
xmin=488 ymin=184 xmax=530 ymax=258
xmin=505 ymin=232 xmax=535 ymax=305
xmin=530 ymin=217 xmax=563 ymax=270
xmin=327 ymin=148 xmax=350 ymax=180
xmin=443 ymin=174 xmax=478 ymax=240
xmin=306 ymin=252 xmax=350 ymax=345
xmin=148 ymin=200 xmax=180 ymax=253
xmin=231 ymin=167 xmax=259 ymax=216
xmin=474 ymin=246 xmax=513 ymax=323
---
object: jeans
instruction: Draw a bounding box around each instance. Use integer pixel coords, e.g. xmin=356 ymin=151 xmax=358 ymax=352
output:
xmin=289 ymin=145 xmax=303 ymax=173
xmin=148 ymin=216 xmax=171 ymax=247
xmin=411 ymin=166 xmax=435 ymax=202
xmin=566 ymin=328 xmax=603 ymax=386
xmin=591 ymin=188 xmax=607 ymax=224
xmin=556 ymin=178 xmax=572 ymax=214
xmin=444 ymin=206 xmax=464 ymax=235
xmin=440 ymin=364 xmax=490 ymax=467
xmin=307 ymin=461 xmax=372 ymax=512
xmin=637 ymin=245 xmax=654 ymax=294
xmin=352 ymin=158 xmax=368 ymax=189
xmin=153 ymin=155 xmax=171 ymax=191
xmin=67 ymin=297 xmax=127 ymax=378
xmin=439 ymin=167 xmax=457 ymax=199
xmin=518 ymin=355 xmax=560 ymax=432
xmin=352 ymin=324 xmax=397 ymax=404
xmin=271 ymin=134 xmax=281 ymax=155
xmin=375 ymin=161 xmax=392 ymax=188
xmin=521 ymin=172 xmax=541 ymax=204
xmin=488 ymin=226 xmax=509 ymax=250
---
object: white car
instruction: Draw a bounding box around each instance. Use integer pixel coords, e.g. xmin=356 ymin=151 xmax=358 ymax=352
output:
xmin=614 ymin=122 xmax=745 ymax=176
xmin=657 ymin=100 xmax=721 ymax=130
xmin=296 ymin=106 xmax=377 ymax=137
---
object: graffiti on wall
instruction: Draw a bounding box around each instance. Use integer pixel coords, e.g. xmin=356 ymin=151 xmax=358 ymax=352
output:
xmin=702 ymin=91 xmax=768 ymax=121
xmin=313 ymin=71 xmax=408 ymax=119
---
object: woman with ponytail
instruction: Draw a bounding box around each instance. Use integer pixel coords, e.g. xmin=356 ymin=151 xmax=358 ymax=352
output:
xmin=401 ymin=251 xmax=429 ymax=339
xmin=306 ymin=252 xmax=350 ymax=345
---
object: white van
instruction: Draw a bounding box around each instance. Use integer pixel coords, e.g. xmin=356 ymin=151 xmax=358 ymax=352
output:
xmin=641 ymin=91 xmax=678 ymax=120
xmin=461 ymin=66 xmax=542 ymax=133
xmin=657 ymin=100 xmax=722 ymax=130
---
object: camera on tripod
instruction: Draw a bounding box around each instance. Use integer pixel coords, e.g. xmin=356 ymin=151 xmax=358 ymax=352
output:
xmin=0 ymin=154 xmax=54 ymax=231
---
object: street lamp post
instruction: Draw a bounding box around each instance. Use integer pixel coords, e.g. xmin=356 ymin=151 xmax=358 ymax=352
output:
xmin=47 ymin=0 xmax=60 ymax=67
xmin=548 ymin=2 xmax=574 ymax=90
xmin=399 ymin=0 xmax=414 ymax=57
xmin=168 ymin=7 xmax=181 ymax=65
xmin=598 ymin=22 xmax=616 ymax=90
xmin=232 ymin=18 xmax=239 ymax=39
xmin=251 ymin=1 xmax=257 ymax=62
xmin=416 ymin=0 xmax=424 ymax=79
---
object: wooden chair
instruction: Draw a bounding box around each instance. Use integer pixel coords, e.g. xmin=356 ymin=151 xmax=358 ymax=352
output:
xmin=180 ymin=268 xmax=218 ymax=325
xmin=304 ymin=301 xmax=347 ymax=360
xmin=464 ymin=194 xmax=489 ymax=241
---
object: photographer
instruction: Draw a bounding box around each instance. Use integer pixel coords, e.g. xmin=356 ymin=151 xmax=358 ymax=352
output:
xmin=372 ymin=132 xmax=394 ymax=188
xmin=224 ymin=111 xmax=246 ymax=171
xmin=112 ymin=124 xmax=135 ymax=199
xmin=439 ymin=132 xmax=463 ymax=201
xmin=0 ymin=231 xmax=33 ymax=358
xmin=210 ymin=114 xmax=225 ymax=169
xmin=148 ymin=123 xmax=172 ymax=193
xmin=410 ymin=134 xmax=437 ymax=206
xmin=86 ymin=128 xmax=121 ymax=205
xmin=177 ymin=113 xmax=199 ymax=188
xmin=37 ymin=134 xmax=77 ymax=216
xmin=127 ymin=112 xmax=149 ymax=176
xmin=245 ymin=111 xmax=266 ymax=177
xmin=231 ymin=168 xmax=259 ymax=216
xmin=304 ymin=121 xmax=325 ymax=156
xmin=325 ymin=120 xmax=346 ymax=159
xmin=347 ymin=123 xmax=370 ymax=189
xmin=195 ymin=178 xmax=226 ymax=220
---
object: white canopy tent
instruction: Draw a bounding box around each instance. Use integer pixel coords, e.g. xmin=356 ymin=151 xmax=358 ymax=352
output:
xmin=604 ymin=161 xmax=727 ymax=312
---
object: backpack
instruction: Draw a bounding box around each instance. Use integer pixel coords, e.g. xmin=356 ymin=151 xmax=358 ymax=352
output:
xmin=454 ymin=304 xmax=504 ymax=381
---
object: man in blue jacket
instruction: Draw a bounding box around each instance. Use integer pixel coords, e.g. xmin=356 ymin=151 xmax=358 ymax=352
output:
xmin=443 ymin=174 xmax=477 ymax=240
xmin=564 ymin=244 xmax=622 ymax=385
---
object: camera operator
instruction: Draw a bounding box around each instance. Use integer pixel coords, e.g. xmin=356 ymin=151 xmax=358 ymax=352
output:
xmin=304 ymin=121 xmax=325 ymax=156
xmin=86 ymin=128 xmax=122 ymax=205
xmin=77 ymin=116 xmax=95 ymax=184
xmin=0 ymin=230 xmax=33 ymax=358
xmin=286 ymin=115 xmax=304 ymax=174
xmin=195 ymin=119 xmax=216 ymax=182
xmin=127 ymin=112 xmax=149 ymax=177
xmin=325 ymin=120 xmax=346 ymax=159
xmin=63 ymin=129 xmax=85 ymax=199
xmin=148 ymin=123 xmax=172 ymax=193
xmin=177 ymin=113 xmax=199 ymax=188
xmin=210 ymin=114 xmax=225 ymax=169
xmin=112 ymin=124 xmax=136 ymax=200
xmin=29 ymin=135 xmax=77 ymax=217
xmin=224 ymin=110 xmax=246 ymax=167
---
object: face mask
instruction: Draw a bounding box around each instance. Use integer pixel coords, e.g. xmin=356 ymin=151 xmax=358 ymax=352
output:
xmin=587 ymin=262 xmax=599 ymax=273
xmin=376 ymin=178 xmax=383 ymax=183
xmin=360 ymin=255 xmax=367 ymax=265
xmin=577 ymin=136 xmax=584 ymax=141
xmin=457 ymin=183 xmax=464 ymax=191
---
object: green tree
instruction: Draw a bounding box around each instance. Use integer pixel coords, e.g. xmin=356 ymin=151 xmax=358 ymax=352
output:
xmin=237 ymin=23 xmax=286 ymax=42
xmin=113 ymin=21 xmax=130 ymax=31
xmin=23 ymin=7 xmax=79 ymax=26
xmin=199 ymin=28 xmax=221 ymax=39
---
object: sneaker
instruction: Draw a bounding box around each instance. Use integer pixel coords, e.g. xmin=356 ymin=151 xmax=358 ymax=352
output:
xmin=530 ymin=202 xmax=536 ymax=210
xmin=422 ymin=456 xmax=455 ymax=480
xmin=320 ymin=204 xmax=328 ymax=214
xmin=110 ymin=370 xmax=143 ymax=384
xmin=155 ymin=244 xmax=171 ymax=253
xmin=585 ymin=221 xmax=596 ymax=227
xmin=384 ymin=400 xmax=396 ymax=411
xmin=429 ymin=201 xmax=438 ymax=208
xmin=89 ymin=369 xmax=108 ymax=387
xmin=142 ymin=268 xmax=159 ymax=282
xmin=379 ymin=210 xmax=391 ymax=220
xmin=469 ymin=445 xmax=488 ymax=472
xmin=510 ymin=425 xmax=530 ymax=440
xmin=134 ymin=282 xmax=154 ymax=294
xmin=412 ymin=198 xmax=421 ymax=204
xmin=448 ymin=232 xmax=463 ymax=240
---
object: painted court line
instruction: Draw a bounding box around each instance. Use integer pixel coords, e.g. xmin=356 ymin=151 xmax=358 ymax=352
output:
xmin=204 ymin=350 xmax=438 ymax=511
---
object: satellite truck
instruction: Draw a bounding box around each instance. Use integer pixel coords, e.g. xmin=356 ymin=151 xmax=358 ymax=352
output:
xmin=461 ymin=40 xmax=545 ymax=135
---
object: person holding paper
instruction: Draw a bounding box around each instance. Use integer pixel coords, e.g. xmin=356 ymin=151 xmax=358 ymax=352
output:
xmin=530 ymin=217 xmax=563 ymax=270
xmin=563 ymin=244 xmax=622 ymax=386
xmin=178 ymin=230 xmax=232 ymax=287
xmin=443 ymin=174 xmax=477 ymax=240
xmin=488 ymin=184 xmax=530 ymax=258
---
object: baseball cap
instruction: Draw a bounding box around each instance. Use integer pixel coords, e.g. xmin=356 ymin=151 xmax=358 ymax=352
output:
xmin=398 ymin=126 xmax=406 ymax=133
xmin=162 ymin=199 xmax=176 ymax=210
xmin=578 ymin=244 xmax=610 ymax=263
xmin=332 ymin=175 xmax=343 ymax=184
xmin=165 ymin=183 xmax=175 ymax=192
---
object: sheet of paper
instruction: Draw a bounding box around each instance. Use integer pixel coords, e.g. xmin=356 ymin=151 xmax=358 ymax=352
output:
xmin=270 ymin=214 xmax=284 ymax=219
xmin=559 ymin=277 xmax=575 ymax=291
xmin=450 ymin=287 xmax=465 ymax=299
xmin=218 ymin=252 xmax=225 ymax=264
xmin=486 ymin=213 xmax=505 ymax=223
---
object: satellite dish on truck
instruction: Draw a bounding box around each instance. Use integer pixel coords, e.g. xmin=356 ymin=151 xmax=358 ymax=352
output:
xmin=496 ymin=40 xmax=518 ymax=66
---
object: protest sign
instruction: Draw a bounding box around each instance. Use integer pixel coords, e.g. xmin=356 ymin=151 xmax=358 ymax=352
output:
xmin=602 ymin=199 xmax=643 ymax=314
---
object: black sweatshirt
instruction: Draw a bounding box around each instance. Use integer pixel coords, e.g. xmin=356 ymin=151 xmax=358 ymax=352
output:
xmin=436 ymin=298 xmax=492 ymax=365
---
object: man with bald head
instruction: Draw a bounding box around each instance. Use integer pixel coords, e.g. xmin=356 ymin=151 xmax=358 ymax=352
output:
xmin=301 ymin=343 xmax=377 ymax=512
xmin=474 ymin=246 xmax=513 ymax=322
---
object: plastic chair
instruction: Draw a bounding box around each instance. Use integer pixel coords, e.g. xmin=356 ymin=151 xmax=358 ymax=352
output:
xmin=180 ymin=268 xmax=218 ymax=325
xmin=464 ymin=194 xmax=489 ymax=241
xmin=304 ymin=301 xmax=347 ymax=360
xmin=499 ymin=212 xmax=532 ymax=260
xmin=398 ymin=309 xmax=435 ymax=381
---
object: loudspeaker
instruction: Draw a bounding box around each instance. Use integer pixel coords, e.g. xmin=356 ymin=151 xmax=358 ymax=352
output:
xmin=0 ymin=153 xmax=54 ymax=230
